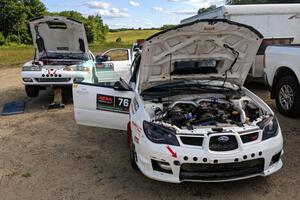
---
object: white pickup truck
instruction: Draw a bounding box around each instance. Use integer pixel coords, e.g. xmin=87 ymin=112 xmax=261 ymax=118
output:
xmin=264 ymin=45 xmax=300 ymax=117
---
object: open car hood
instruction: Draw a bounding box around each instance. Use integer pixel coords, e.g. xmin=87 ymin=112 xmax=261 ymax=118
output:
xmin=29 ymin=16 xmax=89 ymax=55
xmin=138 ymin=19 xmax=263 ymax=92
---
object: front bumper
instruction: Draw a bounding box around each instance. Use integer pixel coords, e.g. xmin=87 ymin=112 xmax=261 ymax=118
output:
xmin=134 ymin=132 xmax=283 ymax=183
xmin=21 ymin=69 xmax=92 ymax=86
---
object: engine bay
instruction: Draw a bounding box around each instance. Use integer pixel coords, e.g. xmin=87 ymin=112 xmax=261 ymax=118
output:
xmin=145 ymin=95 xmax=265 ymax=130
xmin=38 ymin=59 xmax=82 ymax=66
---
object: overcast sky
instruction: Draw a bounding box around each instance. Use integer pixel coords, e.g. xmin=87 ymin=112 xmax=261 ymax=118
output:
xmin=41 ymin=0 xmax=226 ymax=29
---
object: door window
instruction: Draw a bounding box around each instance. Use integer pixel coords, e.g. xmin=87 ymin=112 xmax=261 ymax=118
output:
xmin=78 ymin=54 xmax=132 ymax=89
xmin=104 ymin=49 xmax=129 ymax=61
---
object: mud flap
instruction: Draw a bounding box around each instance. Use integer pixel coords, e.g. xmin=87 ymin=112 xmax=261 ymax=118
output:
xmin=49 ymin=87 xmax=65 ymax=109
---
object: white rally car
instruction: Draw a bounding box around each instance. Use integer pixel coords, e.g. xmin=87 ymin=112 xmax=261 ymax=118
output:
xmin=73 ymin=19 xmax=283 ymax=183
xmin=21 ymin=16 xmax=95 ymax=97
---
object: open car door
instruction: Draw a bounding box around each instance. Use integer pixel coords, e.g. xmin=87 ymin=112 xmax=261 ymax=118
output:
xmin=96 ymin=48 xmax=132 ymax=72
xmin=73 ymin=68 xmax=134 ymax=131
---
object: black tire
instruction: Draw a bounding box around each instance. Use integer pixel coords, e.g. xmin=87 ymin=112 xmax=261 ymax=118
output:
xmin=25 ymin=85 xmax=40 ymax=97
xmin=275 ymin=76 xmax=300 ymax=118
xmin=129 ymin=144 xmax=139 ymax=171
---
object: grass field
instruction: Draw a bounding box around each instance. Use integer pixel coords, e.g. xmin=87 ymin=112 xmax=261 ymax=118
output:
xmin=0 ymin=45 xmax=34 ymax=68
xmin=106 ymin=29 xmax=159 ymax=44
xmin=0 ymin=29 xmax=160 ymax=69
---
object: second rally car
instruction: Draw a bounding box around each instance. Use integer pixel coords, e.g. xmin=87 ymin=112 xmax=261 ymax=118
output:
xmin=21 ymin=16 xmax=95 ymax=97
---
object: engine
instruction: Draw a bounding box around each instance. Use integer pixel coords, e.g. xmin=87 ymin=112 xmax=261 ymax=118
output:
xmin=146 ymin=97 xmax=262 ymax=129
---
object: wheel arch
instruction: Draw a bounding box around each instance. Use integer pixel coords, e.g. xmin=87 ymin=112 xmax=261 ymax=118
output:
xmin=271 ymin=66 xmax=299 ymax=99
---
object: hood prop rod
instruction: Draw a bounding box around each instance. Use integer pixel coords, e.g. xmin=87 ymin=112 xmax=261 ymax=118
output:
xmin=222 ymin=44 xmax=240 ymax=87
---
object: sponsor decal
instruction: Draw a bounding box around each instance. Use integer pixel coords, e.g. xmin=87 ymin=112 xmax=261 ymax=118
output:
xmin=132 ymin=121 xmax=142 ymax=133
xmin=133 ymin=97 xmax=139 ymax=111
xmin=96 ymin=94 xmax=131 ymax=114
xmin=47 ymin=69 xmax=58 ymax=76
xmin=132 ymin=122 xmax=142 ymax=143
xmin=134 ymin=136 xmax=139 ymax=143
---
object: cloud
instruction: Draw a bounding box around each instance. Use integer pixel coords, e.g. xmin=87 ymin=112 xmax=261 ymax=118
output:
xmin=167 ymin=0 xmax=226 ymax=7
xmin=152 ymin=6 xmax=163 ymax=12
xmin=97 ymin=8 xmax=130 ymax=18
xmin=129 ymin=1 xmax=140 ymax=7
xmin=151 ymin=5 xmax=196 ymax=15
xmin=85 ymin=1 xmax=111 ymax=9
xmin=112 ymin=23 xmax=128 ymax=27
xmin=167 ymin=9 xmax=197 ymax=15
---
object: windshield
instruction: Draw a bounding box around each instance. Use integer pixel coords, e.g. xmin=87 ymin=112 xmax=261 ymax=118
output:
xmin=141 ymin=80 xmax=242 ymax=100
xmin=39 ymin=52 xmax=89 ymax=60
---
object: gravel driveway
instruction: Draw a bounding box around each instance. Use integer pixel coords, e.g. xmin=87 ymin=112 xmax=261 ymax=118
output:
xmin=0 ymin=68 xmax=299 ymax=200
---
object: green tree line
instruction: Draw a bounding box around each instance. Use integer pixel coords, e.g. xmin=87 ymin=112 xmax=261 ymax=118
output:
xmin=0 ymin=0 xmax=108 ymax=46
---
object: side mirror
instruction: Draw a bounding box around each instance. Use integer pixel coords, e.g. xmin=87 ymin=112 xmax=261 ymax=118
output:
xmin=113 ymin=81 xmax=130 ymax=91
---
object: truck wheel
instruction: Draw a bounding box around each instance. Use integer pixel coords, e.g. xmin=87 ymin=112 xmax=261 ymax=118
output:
xmin=275 ymin=76 xmax=300 ymax=117
xmin=129 ymin=144 xmax=139 ymax=171
xmin=25 ymin=85 xmax=39 ymax=97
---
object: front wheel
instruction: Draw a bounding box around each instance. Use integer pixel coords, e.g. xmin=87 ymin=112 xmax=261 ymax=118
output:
xmin=25 ymin=85 xmax=40 ymax=97
xmin=275 ymin=76 xmax=300 ymax=117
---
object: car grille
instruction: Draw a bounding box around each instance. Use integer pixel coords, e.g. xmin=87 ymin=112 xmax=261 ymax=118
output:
xmin=209 ymin=135 xmax=238 ymax=151
xmin=35 ymin=78 xmax=71 ymax=82
xmin=180 ymin=136 xmax=204 ymax=146
xmin=180 ymin=158 xmax=265 ymax=181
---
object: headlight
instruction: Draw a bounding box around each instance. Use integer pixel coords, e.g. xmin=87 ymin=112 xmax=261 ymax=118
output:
xmin=259 ymin=116 xmax=279 ymax=141
xmin=64 ymin=65 xmax=90 ymax=72
xmin=143 ymin=121 xmax=180 ymax=146
xmin=22 ymin=65 xmax=41 ymax=71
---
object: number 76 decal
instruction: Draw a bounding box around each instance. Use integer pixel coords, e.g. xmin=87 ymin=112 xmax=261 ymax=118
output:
xmin=97 ymin=94 xmax=131 ymax=114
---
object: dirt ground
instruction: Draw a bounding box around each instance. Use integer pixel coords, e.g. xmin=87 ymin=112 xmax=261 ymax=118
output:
xmin=0 ymin=68 xmax=299 ymax=200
